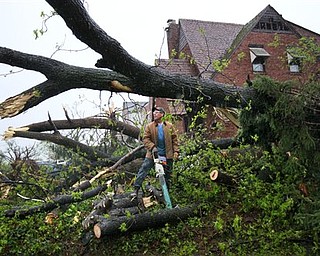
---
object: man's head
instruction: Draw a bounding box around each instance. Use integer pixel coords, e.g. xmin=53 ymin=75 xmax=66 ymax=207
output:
xmin=152 ymin=106 xmax=165 ymax=115
xmin=152 ymin=106 xmax=165 ymax=122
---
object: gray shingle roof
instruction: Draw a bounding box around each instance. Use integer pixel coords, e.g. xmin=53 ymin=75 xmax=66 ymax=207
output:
xmin=159 ymin=5 xmax=320 ymax=78
xmin=179 ymin=19 xmax=243 ymax=78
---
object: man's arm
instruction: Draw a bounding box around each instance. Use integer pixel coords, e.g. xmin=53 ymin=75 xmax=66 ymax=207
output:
xmin=171 ymin=126 xmax=179 ymax=155
xmin=143 ymin=123 xmax=156 ymax=151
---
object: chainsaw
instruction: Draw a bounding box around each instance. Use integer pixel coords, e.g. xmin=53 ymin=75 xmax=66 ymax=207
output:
xmin=153 ymin=154 xmax=172 ymax=209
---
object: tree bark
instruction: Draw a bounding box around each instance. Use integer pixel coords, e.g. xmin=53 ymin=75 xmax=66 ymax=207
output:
xmin=93 ymin=205 xmax=199 ymax=238
xmin=24 ymin=117 xmax=141 ymax=139
xmin=108 ymin=206 xmax=140 ymax=217
xmin=82 ymin=191 xmax=144 ymax=229
xmin=209 ymin=169 xmax=236 ymax=186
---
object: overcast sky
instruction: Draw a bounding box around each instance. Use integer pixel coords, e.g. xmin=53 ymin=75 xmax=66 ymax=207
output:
xmin=1 ymin=0 xmax=319 ymax=152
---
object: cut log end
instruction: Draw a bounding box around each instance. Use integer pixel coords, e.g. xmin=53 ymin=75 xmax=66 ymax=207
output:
xmin=93 ymin=224 xmax=102 ymax=238
xmin=209 ymin=169 xmax=235 ymax=186
xmin=209 ymin=169 xmax=218 ymax=181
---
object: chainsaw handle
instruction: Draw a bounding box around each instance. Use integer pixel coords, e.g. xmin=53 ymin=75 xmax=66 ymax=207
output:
xmin=152 ymin=150 xmax=158 ymax=160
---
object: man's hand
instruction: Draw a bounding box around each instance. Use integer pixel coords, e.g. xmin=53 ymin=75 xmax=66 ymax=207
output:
xmin=151 ymin=147 xmax=158 ymax=154
xmin=173 ymin=152 xmax=179 ymax=160
xmin=151 ymin=147 xmax=158 ymax=158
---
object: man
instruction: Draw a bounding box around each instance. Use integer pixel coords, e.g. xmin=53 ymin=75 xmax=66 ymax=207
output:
xmin=133 ymin=106 xmax=179 ymax=194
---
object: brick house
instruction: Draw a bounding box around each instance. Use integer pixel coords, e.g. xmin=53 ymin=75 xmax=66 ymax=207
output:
xmin=151 ymin=5 xmax=320 ymax=139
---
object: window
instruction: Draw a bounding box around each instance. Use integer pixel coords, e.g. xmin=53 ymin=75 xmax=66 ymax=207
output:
xmin=253 ymin=18 xmax=289 ymax=32
xmin=287 ymin=51 xmax=302 ymax=73
xmin=249 ymin=47 xmax=270 ymax=72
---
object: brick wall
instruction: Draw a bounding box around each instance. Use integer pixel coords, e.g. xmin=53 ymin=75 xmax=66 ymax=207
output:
xmin=166 ymin=21 xmax=179 ymax=57
xmin=163 ymin=21 xmax=320 ymax=140
xmin=215 ymin=32 xmax=319 ymax=86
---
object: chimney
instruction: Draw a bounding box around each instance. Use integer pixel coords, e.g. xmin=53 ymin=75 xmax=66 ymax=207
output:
xmin=165 ymin=19 xmax=179 ymax=58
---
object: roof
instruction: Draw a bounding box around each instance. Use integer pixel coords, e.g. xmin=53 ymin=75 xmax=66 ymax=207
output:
xmin=287 ymin=21 xmax=320 ymax=43
xmin=225 ymin=5 xmax=300 ymax=59
xmin=179 ymin=19 xmax=243 ymax=78
xmin=157 ymin=59 xmax=198 ymax=76
xmin=160 ymin=5 xmax=320 ymax=78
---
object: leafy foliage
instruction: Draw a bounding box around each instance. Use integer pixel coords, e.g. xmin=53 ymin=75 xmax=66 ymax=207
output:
xmin=0 ymin=134 xmax=318 ymax=255
xmin=2 ymin=77 xmax=320 ymax=255
xmin=0 ymin=203 xmax=86 ymax=255
xmin=239 ymin=76 xmax=320 ymax=174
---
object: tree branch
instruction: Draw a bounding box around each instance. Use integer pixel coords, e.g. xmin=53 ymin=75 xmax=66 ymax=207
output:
xmin=19 ymin=117 xmax=141 ymax=139
xmin=46 ymin=0 xmax=256 ymax=107
xmin=4 ymin=183 xmax=109 ymax=218
xmin=4 ymin=129 xmax=113 ymax=163
xmin=0 ymin=0 xmax=258 ymax=119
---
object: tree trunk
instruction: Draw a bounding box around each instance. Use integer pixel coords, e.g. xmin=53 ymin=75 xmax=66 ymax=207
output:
xmin=0 ymin=0 xmax=258 ymax=119
xmin=108 ymin=206 xmax=140 ymax=217
xmin=93 ymin=205 xmax=199 ymax=238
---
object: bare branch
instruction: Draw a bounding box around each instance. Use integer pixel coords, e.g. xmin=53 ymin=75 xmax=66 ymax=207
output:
xmin=8 ymin=117 xmax=141 ymax=139
xmin=6 ymin=130 xmax=113 ymax=163
xmin=4 ymin=183 xmax=109 ymax=218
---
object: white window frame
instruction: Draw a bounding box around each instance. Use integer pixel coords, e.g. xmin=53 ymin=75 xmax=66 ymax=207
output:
xmin=249 ymin=47 xmax=270 ymax=72
xmin=287 ymin=52 xmax=301 ymax=73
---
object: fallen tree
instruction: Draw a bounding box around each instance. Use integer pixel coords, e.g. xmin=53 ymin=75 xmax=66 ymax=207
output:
xmin=1 ymin=0 xmax=319 ymax=240
xmin=0 ymin=0 xmax=257 ymax=121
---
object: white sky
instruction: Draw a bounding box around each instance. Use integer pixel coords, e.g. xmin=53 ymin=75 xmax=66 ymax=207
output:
xmin=0 ymin=0 xmax=319 ymax=151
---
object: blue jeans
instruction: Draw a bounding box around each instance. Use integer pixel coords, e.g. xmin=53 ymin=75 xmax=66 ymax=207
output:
xmin=134 ymin=157 xmax=173 ymax=189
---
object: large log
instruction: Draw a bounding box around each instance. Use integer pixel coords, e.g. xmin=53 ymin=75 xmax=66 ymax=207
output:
xmin=108 ymin=206 xmax=140 ymax=217
xmin=82 ymin=196 xmax=113 ymax=229
xmin=93 ymin=205 xmax=199 ymax=238
xmin=82 ymin=191 xmax=145 ymax=229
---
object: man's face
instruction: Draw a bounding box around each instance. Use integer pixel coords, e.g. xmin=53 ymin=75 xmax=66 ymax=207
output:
xmin=153 ymin=110 xmax=163 ymax=121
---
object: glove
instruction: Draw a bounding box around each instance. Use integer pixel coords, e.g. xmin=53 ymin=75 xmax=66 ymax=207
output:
xmin=173 ymin=152 xmax=179 ymax=160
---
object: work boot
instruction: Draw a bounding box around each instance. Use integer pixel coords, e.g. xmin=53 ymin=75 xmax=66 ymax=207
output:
xmin=135 ymin=187 xmax=140 ymax=197
xmin=131 ymin=185 xmax=140 ymax=199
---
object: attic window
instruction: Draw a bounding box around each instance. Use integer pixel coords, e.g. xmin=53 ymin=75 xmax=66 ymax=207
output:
xmin=253 ymin=18 xmax=290 ymax=32
xmin=249 ymin=47 xmax=270 ymax=72
xmin=287 ymin=50 xmax=302 ymax=73
xmin=287 ymin=53 xmax=301 ymax=73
